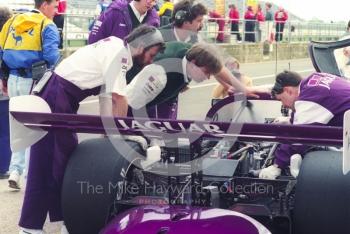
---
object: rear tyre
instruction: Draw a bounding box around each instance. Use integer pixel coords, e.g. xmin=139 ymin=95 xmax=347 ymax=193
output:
xmin=293 ymin=151 xmax=350 ymax=234
xmin=62 ymin=137 xmax=144 ymax=234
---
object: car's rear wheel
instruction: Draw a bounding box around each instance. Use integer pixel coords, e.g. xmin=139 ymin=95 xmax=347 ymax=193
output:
xmin=62 ymin=137 xmax=144 ymax=234
xmin=293 ymin=150 xmax=350 ymax=234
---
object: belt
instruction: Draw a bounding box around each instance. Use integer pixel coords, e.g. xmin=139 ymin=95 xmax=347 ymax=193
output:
xmin=10 ymin=68 xmax=32 ymax=78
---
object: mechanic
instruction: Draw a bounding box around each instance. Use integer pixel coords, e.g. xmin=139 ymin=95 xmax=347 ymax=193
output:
xmin=126 ymin=0 xmax=208 ymax=119
xmin=0 ymin=0 xmax=60 ymax=190
xmin=18 ymin=25 xmax=164 ymax=234
xmin=126 ymin=41 xmax=259 ymax=117
xmin=160 ymin=0 xmax=207 ymax=43
xmin=88 ymin=0 xmax=159 ymax=44
xmin=259 ymin=71 xmax=350 ymax=179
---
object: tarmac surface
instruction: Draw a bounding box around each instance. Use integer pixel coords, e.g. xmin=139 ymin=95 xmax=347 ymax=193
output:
xmin=0 ymin=58 xmax=314 ymax=233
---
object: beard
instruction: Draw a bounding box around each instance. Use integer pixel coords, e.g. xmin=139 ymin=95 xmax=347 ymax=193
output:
xmin=133 ymin=52 xmax=146 ymax=67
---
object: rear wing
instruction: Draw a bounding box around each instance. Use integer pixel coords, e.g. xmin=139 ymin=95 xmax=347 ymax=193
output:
xmin=9 ymin=95 xmax=349 ymax=174
xmin=309 ymin=38 xmax=350 ymax=77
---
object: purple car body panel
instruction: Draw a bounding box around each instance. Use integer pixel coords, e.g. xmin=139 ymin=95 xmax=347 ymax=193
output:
xmin=11 ymin=110 xmax=343 ymax=146
xmin=101 ymin=205 xmax=270 ymax=234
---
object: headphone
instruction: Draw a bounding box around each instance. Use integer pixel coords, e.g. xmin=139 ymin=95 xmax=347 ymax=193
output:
xmin=174 ymin=1 xmax=194 ymax=26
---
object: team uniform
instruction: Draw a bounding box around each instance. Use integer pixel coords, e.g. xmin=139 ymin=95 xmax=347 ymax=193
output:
xmin=20 ymin=36 xmax=131 ymax=229
xmin=130 ymin=26 xmax=199 ymax=120
xmin=126 ymin=41 xmax=191 ymax=119
xmin=274 ymin=73 xmax=350 ymax=169
xmin=88 ymin=0 xmax=159 ymax=44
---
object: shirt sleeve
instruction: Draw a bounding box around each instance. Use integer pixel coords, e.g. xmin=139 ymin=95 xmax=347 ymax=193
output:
xmin=274 ymin=100 xmax=333 ymax=169
xmin=104 ymin=48 xmax=129 ymax=96
xmin=125 ymin=64 xmax=167 ymax=109
xmin=293 ymin=100 xmax=334 ymax=125
xmin=42 ymin=23 xmax=60 ymax=67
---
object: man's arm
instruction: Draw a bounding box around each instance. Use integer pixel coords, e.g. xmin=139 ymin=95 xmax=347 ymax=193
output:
xmin=42 ymin=24 xmax=60 ymax=66
xmin=274 ymin=100 xmax=333 ymax=168
xmin=214 ymin=67 xmax=260 ymax=98
xmin=112 ymin=93 xmax=128 ymax=117
xmin=125 ymin=64 xmax=167 ymax=109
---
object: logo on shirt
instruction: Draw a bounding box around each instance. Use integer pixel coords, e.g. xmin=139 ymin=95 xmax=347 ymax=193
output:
xmin=307 ymin=74 xmax=336 ymax=90
xmin=121 ymin=58 xmax=128 ymax=64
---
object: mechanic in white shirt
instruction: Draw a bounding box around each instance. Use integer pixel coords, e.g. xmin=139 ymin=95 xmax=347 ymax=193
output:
xmin=126 ymin=41 xmax=259 ymax=117
xmin=19 ymin=25 xmax=165 ymax=234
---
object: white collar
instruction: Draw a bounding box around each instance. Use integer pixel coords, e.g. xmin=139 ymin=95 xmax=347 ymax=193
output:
xmin=130 ymin=1 xmax=147 ymax=23
xmin=182 ymin=57 xmax=190 ymax=83
xmin=173 ymin=28 xmax=192 ymax=43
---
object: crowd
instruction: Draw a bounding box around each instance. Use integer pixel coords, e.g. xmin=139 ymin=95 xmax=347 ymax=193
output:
xmin=0 ymin=0 xmax=350 ymax=234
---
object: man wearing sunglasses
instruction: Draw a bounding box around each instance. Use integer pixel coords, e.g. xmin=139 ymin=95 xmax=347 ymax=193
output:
xmin=259 ymin=71 xmax=350 ymax=179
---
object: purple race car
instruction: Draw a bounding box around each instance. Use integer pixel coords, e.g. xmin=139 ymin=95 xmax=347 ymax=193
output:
xmin=9 ymin=38 xmax=350 ymax=234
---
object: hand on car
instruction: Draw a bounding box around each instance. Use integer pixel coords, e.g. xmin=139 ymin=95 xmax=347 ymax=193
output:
xmin=273 ymin=116 xmax=290 ymax=124
xmin=259 ymin=164 xmax=281 ymax=179
xmin=124 ymin=135 xmax=148 ymax=151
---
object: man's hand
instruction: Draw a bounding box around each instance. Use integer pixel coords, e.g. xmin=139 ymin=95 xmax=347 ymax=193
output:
xmin=244 ymin=86 xmax=260 ymax=98
xmin=124 ymin=135 xmax=148 ymax=151
xmin=273 ymin=116 xmax=290 ymax=124
xmin=259 ymin=164 xmax=281 ymax=179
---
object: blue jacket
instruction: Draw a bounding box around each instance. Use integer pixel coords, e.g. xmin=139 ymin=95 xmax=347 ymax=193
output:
xmin=0 ymin=10 xmax=60 ymax=78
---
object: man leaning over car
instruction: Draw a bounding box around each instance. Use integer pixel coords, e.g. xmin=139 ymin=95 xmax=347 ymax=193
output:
xmin=259 ymin=71 xmax=350 ymax=179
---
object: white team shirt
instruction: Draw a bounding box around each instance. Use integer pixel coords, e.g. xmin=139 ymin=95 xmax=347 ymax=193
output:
xmin=126 ymin=57 xmax=189 ymax=109
xmin=55 ymin=36 xmax=132 ymax=96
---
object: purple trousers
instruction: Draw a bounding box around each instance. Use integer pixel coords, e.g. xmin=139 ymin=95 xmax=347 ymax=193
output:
xmin=147 ymin=98 xmax=178 ymax=119
xmin=19 ymin=73 xmax=100 ymax=229
xmin=0 ymin=99 xmax=11 ymax=174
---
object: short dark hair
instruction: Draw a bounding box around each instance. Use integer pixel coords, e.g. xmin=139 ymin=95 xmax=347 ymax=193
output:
xmin=271 ymin=71 xmax=302 ymax=97
xmin=0 ymin=6 xmax=12 ymax=31
xmin=34 ymin=0 xmax=56 ymax=9
xmin=125 ymin=25 xmax=165 ymax=52
xmin=172 ymin=0 xmax=207 ymax=26
xmin=186 ymin=42 xmax=223 ymax=75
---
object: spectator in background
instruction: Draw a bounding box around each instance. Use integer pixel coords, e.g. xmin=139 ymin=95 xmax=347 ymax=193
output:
xmin=244 ymin=6 xmax=255 ymax=42
xmin=88 ymin=0 xmax=160 ymax=44
xmin=212 ymin=57 xmax=253 ymax=99
xmin=89 ymin=0 xmax=111 ymax=31
xmin=274 ymin=7 xmax=288 ymax=42
xmin=265 ymin=2 xmax=274 ymax=42
xmin=53 ymin=0 xmax=67 ymax=49
xmin=229 ymin=4 xmax=241 ymax=42
xmin=0 ymin=0 xmax=60 ymax=191
xmin=95 ymin=0 xmax=111 ymax=15
xmin=158 ymin=0 xmax=173 ymax=26
xmin=209 ymin=10 xmax=225 ymax=42
xmin=255 ymin=4 xmax=265 ymax=42
xmin=0 ymin=6 xmax=12 ymax=180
